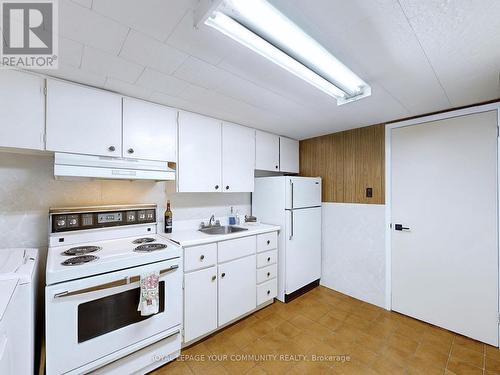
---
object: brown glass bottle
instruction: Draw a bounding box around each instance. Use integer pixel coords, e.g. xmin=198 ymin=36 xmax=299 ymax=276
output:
xmin=164 ymin=200 xmax=172 ymax=233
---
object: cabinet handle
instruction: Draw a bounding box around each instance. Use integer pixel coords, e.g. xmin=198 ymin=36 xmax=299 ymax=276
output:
xmin=200 ymin=255 xmax=205 ymax=261
xmin=267 ymin=257 xmax=271 ymax=262
xmin=225 ymin=185 xmax=229 ymax=190
xmin=267 ymin=290 xmax=271 ymax=295
xmin=215 ymin=185 xmax=219 ymax=190
xmin=275 ymin=165 xmax=278 ymax=169
xmin=267 ymin=272 xmax=270 ymax=277
xmin=221 ymin=272 xmax=226 ymax=278
xmin=108 ymin=146 xmax=115 ymax=152
xmin=128 ymin=148 xmax=134 ymax=154
xmin=267 ymin=240 xmax=270 ymax=245
xmin=211 ymin=275 xmax=216 ymax=282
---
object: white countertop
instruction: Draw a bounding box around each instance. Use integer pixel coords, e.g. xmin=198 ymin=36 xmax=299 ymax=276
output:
xmin=161 ymin=223 xmax=280 ymax=247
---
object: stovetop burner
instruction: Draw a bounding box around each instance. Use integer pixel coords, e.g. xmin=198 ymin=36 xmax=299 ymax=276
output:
xmin=61 ymin=255 xmax=99 ymax=266
xmin=62 ymin=246 xmax=102 ymax=256
xmin=132 ymin=237 xmax=156 ymax=244
xmin=134 ymin=243 xmax=168 ymax=252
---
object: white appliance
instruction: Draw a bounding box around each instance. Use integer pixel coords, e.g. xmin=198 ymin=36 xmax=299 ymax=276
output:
xmin=0 ymin=248 xmax=38 ymax=375
xmin=45 ymin=205 xmax=182 ymax=375
xmin=252 ymin=176 xmax=321 ymax=302
xmin=54 ymin=153 xmax=176 ymax=181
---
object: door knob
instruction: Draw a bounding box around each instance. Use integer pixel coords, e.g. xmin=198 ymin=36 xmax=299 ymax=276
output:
xmin=128 ymin=148 xmax=134 ymax=154
xmin=394 ymin=224 xmax=410 ymax=231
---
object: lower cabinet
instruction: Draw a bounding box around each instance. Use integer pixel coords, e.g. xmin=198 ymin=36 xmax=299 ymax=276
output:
xmin=218 ymin=255 xmax=257 ymax=326
xmin=183 ymin=266 xmax=218 ymax=343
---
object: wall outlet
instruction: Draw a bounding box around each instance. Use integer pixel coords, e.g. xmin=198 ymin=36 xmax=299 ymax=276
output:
xmin=366 ymin=187 xmax=373 ymax=198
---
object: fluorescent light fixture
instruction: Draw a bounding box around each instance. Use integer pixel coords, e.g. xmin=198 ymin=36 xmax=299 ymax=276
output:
xmin=204 ymin=0 xmax=371 ymax=105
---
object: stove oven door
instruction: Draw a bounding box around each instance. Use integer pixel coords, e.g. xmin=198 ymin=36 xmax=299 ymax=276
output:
xmin=45 ymin=257 xmax=182 ymax=375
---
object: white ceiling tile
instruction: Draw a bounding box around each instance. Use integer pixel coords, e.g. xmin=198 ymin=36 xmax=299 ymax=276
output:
xmin=58 ymin=37 xmax=84 ymax=68
xmin=136 ymin=68 xmax=189 ymax=97
xmin=167 ymin=12 xmax=237 ymax=65
xmin=69 ymin=0 xmax=92 ymax=8
xmin=400 ymin=0 xmax=500 ymax=106
xmin=104 ymin=77 xmax=152 ymax=99
xmin=173 ymin=56 xmax=227 ymax=90
xmin=42 ymin=64 xmax=107 ymax=87
xmin=92 ymin=0 xmax=190 ymax=41
xmin=81 ymin=46 xmax=144 ymax=83
xmin=119 ymin=30 xmax=188 ymax=75
xmin=59 ymin=0 xmax=129 ymax=55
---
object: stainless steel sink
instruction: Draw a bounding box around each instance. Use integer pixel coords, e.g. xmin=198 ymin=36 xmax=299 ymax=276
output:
xmin=198 ymin=226 xmax=248 ymax=235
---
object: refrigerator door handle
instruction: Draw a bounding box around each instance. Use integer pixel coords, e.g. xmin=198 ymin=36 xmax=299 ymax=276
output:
xmin=289 ymin=210 xmax=294 ymax=240
xmin=290 ymin=180 xmax=294 ymax=209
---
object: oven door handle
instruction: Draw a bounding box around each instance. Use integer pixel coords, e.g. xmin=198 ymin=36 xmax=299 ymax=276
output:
xmin=53 ymin=264 xmax=179 ymax=299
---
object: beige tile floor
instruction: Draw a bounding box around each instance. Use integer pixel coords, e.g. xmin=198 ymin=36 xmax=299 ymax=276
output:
xmin=151 ymin=286 xmax=500 ymax=375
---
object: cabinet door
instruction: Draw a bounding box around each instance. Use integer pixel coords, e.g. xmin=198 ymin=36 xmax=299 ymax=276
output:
xmin=184 ymin=266 xmax=218 ymax=343
xmin=280 ymin=137 xmax=299 ymax=173
xmin=46 ymin=79 xmax=122 ymax=157
xmin=0 ymin=70 xmax=45 ymax=150
xmin=122 ymin=98 xmax=177 ymax=161
xmin=178 ymin=111 xmax=222 ymax=192
xmin=218 ymin=255 xmax=256 ymax=326
xmin=222 ymin=122 xmax=255 ymax=192
xmin=255 ymin=130 xmax=280 ymax=171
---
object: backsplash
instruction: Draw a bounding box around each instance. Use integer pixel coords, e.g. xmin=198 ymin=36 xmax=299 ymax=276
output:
xmin=0 ymin=152 xmax=250 ymax=250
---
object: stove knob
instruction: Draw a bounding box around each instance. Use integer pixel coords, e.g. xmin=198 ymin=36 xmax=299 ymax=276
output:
xmin=57 ymin=219 xmax=66 ymax=227
xmin=69 ymin=218 xmax=77 ymax=226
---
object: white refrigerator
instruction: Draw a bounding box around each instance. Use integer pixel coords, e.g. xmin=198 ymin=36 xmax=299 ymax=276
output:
xmin=252 ymin=176 xmax=321 ymax=302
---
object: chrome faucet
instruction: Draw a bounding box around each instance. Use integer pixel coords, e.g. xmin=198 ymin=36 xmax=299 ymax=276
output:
xmin=209 ymin=214 xmax=216 ymax=227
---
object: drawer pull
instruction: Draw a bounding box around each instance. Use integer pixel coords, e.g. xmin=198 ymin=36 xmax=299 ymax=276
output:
xmin=267 ymin=240 xmax=270 ymax=245
xmin=267 ymin=257 xmax=271 ymax=262
xmin=108 ymin=145 xmax=115 ymax=152
xmin=221 ymin=272 xmax=226 ymax=278
xmin=211 ymin=275 xmax=216 ymax=282
xmin=267 ymin=290 xmax=271 ymax=295
xmin=200 ymin=255 xmax=205 ymax=261
xmin=267 ymin=272 xmax=270 ymax=277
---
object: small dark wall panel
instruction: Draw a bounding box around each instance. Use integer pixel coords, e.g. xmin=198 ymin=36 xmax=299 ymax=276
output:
xmin=299 ymin=124 xmax=385 ymax=204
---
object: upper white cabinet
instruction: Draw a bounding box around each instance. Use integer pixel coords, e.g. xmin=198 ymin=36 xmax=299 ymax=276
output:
xmin=0 ymin=70 xmax=45 ymax=150
xmin=255 ymin=130 xmax=280 ymax=171
xmin=178 ymin=111 xmax=222 ymax=192
xmin=122 ymin=98 xmax=177 ymax=162
xmin=46 ymin=80 xmax=122 ymax=157
xmin=222 ymin=122 xmax=255 ymax=192
xmin=279 ymin=137 xmax=299 ymax=173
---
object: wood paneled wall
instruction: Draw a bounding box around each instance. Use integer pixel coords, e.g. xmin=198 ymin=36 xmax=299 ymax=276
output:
xmin=299 ymin=124 xmax=385 ymax=204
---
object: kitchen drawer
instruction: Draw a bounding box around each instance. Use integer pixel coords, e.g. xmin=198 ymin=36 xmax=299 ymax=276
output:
xmin=257 ymin=232 xmax=277 ymax=253
xmin=218 ymin=235 xmax=256 ymax=263
xmin=184 ymin=243 xmax=217 ymax=272
xmin=257 ymin=249 xmax=277 ymax=268
xmin=257 ymin=264 xmax=277 ymax=284
xmin=257 ymin=279 xmax=277 ymax=305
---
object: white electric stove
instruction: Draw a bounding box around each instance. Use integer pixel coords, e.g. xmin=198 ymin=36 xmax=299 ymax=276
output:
xmin=45 ymin=204 xmax=182 ymax=375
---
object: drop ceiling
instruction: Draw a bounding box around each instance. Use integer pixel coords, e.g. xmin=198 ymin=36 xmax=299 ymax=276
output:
xmin=35 ymin=0 xmax=500 ymax=140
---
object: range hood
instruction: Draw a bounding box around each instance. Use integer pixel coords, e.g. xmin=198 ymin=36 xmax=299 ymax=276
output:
xmin=54 ymin=153 xmax=175 ymax=181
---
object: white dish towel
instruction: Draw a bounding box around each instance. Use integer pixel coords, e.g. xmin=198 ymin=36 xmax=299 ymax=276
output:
xmin=137 ymin=271 xmax=160 ymax=316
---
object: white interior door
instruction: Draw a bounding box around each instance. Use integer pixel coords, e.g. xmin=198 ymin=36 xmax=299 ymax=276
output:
xmin=285 ymin=207 xmax=321 ymax=294
xmin=391 ymin=110 xmax=498 ymax=345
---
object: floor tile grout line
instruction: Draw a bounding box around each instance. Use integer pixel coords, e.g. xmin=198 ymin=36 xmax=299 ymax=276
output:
xmin=444 ymin=335 xmax=455 ymax=375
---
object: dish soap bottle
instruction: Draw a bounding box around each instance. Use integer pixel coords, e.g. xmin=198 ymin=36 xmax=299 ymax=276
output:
xmin=229 ymin=206 xmax=236 ymax=225
xmin=164 ymin=200 xmax=173 ymax=233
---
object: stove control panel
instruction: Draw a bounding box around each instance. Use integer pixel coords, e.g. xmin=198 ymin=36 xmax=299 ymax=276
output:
xmin=51 ymin=207 xmax=156 ymax=233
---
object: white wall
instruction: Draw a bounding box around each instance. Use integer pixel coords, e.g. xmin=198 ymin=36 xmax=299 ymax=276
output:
xmin=0 ymin=152 xmax=250 ymax=250
xmin=321 ymin=202 xmax=386 ymax=308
